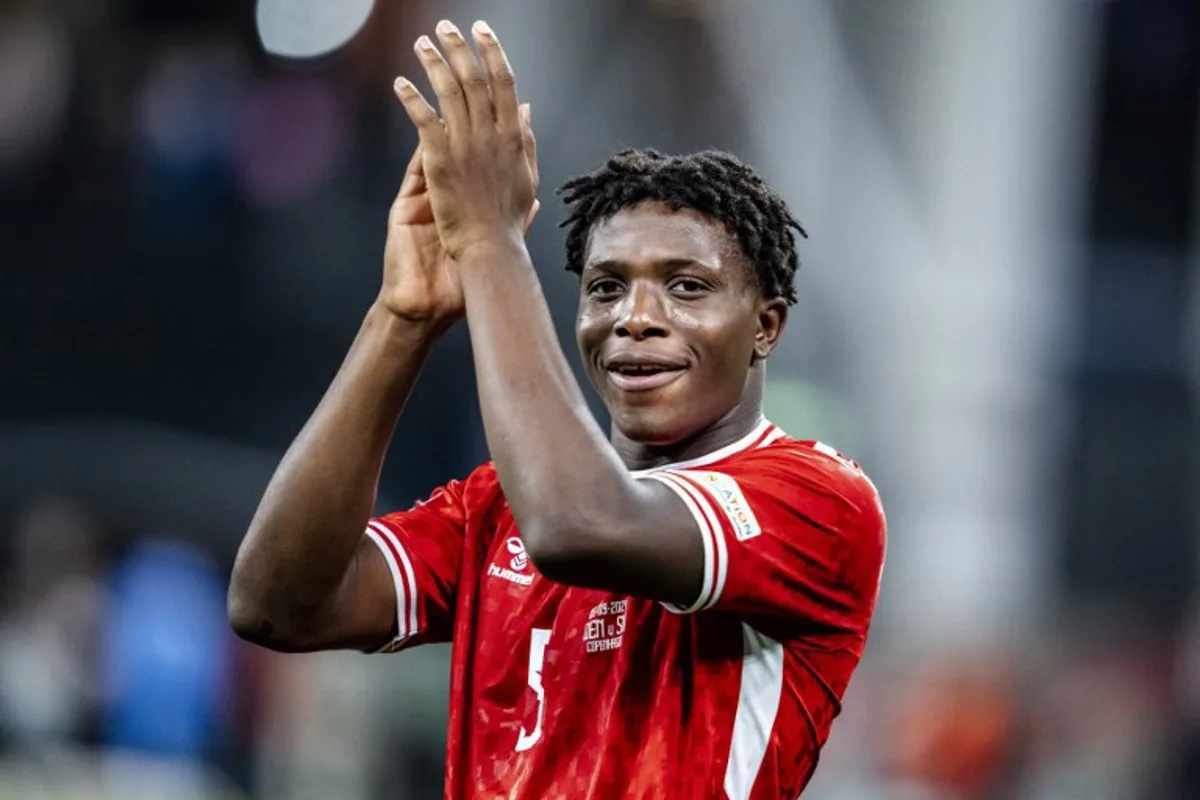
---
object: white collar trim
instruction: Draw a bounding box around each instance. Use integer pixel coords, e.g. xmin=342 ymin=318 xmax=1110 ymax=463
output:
xmin=630 ymin=418 xmax=776 ymax=475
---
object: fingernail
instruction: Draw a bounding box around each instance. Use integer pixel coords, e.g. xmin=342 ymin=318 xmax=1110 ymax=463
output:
xmin=394 ymin=77 xmax=412 ymax=93
xmin=416 ymin=35 xmax=434 ymax=51
xmin=436 ymin=20 xmax=457 ymax=35
xmin=473 ymin=20 xmax=494 ymax=37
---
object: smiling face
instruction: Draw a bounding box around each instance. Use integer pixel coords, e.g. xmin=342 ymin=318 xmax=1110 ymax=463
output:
xmin=575 ymin=201 xmax=788 ymax=449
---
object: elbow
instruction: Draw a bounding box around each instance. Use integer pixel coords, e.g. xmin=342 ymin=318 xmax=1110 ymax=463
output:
xmin=227 ymin=527 xmax=303 ymax=651
xmin=517 ymin=482 xmax=643 ymax=584
xmin=520 ymin=514 xmax=606 ymax=585
xmin=227 ymin=574 xmax=302 ymax=652
xmin=226 ymin=582 xmax=275 ymax=647
xmin=521 ymin=520 xmax=567 ymax=578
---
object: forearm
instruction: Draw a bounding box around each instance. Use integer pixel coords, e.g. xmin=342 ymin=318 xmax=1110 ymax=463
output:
xmin=229 ymin=302 xmax=438 ymax=633
xmin=459 ymin=239 xmax=635 ymax=558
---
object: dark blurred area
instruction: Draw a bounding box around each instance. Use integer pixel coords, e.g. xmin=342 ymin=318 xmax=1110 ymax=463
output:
xmin=1 ymin=1 xmax=1199 ymax=797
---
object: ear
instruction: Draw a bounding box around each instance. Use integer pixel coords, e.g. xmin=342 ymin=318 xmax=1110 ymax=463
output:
xmin=753 ymin=297 xmax=788 ymax=362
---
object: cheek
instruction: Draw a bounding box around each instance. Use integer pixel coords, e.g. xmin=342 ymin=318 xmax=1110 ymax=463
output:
xmin=667 ymin=306 xmax=701 ymax=330
xmin=575 ymin=308 xmax=607 ymax=358
xmin=669 ymin=307 xmax=756 ymax=371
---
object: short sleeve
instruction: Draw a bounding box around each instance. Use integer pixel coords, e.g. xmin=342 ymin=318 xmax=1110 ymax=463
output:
xmin=365 ymin=480 xmax=467 ymax=653
xmin=641 ymin=445 xmax=886 ymax=638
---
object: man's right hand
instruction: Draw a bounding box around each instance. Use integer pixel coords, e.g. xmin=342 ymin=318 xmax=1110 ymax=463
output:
xmin=379 ymin=105 xmax=538 ymax=332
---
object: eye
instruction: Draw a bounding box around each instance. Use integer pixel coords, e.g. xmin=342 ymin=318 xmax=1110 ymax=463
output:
xmin=586 ymin=278 xmax=624 ymax=299
xmin=669 ymin=277 xmax=711 ymax=297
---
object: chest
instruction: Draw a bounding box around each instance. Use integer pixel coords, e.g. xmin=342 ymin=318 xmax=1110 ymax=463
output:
xmin=469 ymin=526 xmax=646 ymax=667
xmin=447 ymin=521 xmax=753 ymax=790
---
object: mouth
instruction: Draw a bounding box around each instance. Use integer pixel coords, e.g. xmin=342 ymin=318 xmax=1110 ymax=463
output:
xmin=604 ymin=358 xmax=688 ymax=393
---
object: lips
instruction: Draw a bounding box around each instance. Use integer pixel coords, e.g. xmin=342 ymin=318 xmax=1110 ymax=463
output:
xmin=604 ymin=356 xmax=687 ymax=393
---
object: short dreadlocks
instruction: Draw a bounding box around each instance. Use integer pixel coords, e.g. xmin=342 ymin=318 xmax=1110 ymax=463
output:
xmin=556 ymin=148 xmax=807 ymax=304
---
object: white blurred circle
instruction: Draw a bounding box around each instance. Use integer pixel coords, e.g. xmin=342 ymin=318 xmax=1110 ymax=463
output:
xmin=255 ymin=0 xmax=376 ymax=59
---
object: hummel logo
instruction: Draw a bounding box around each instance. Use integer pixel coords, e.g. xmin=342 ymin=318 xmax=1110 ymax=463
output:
xmin=505 ymin=536 xmax=529 ymax=571
xmin=488 ymin=563 xmax=533 ymax=585
xmin=488 ymin=537 xmax=534 ymax=585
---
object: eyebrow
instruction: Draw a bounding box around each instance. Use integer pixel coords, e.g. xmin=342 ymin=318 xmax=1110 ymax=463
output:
xmin=582 ymin=257 xmax=718 ymax=274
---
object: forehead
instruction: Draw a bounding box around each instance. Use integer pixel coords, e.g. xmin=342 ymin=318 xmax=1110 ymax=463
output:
xmin=584 ymin=201 xmax=742 ymax=271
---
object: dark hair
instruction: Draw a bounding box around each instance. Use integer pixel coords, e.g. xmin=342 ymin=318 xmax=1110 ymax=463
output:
xmin=556 ymin=148 xmax=807 ymax=304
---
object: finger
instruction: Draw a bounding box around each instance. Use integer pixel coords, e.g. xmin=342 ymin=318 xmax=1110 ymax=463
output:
xmin=394 ymin=77 xmax=447 ymax=151
xmin=472 ymin=21 xmax=519 ymax=132
xmin=520 ymin=103 xmax=539 ymax=193
xmin=434 ymin=20 xmax=493 ymax=132
xmin=414 ymin=34 xmax=470 ymax=136
xmin=397 ymin=144 xmax=426 ymax=198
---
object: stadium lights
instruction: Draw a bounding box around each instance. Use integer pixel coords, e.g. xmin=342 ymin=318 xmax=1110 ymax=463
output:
xmin=255 ymin=0 xmax=377 ymax=59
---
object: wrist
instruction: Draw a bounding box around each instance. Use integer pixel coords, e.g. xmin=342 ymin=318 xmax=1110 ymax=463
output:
xmin=366 ymin=300 xmax=452 ymax=344
xmin=452 ymin=230 xmax=529 ymax=269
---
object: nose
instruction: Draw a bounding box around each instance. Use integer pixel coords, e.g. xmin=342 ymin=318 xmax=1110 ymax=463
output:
xmin=614 ymin=282 xmax=669 ymax=339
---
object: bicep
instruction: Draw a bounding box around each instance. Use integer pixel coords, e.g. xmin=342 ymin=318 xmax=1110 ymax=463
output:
xmin=276 ymin=535 xmax=399 ymax=653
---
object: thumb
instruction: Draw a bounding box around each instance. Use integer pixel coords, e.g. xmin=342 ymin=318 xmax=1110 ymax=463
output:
xmin=524 ymin=198 xmax=541 ymax=232
xmin=397 ymin=144 xmax=426 ymax=198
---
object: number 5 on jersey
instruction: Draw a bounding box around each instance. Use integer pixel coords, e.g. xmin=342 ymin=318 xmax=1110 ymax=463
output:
xmin=515 ymin=628 xmax=551 ymax=752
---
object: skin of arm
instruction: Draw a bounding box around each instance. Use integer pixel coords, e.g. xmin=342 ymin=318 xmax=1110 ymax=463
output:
xmin=395 ymin=21 xmax=706 ymax=605
xmin=228 ymin=142 xmax=468 ymax=652
xmin=227 ymin=305 xmax=440 ymax=652
xmin=459 ymin=239 xmax=704 ymax=605
xmin=229 ymin=104 xmax=541 ymax=651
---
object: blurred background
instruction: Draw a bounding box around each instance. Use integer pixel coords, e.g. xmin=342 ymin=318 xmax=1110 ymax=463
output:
xmin=1 ymin=0 xmax=1198 ymax=797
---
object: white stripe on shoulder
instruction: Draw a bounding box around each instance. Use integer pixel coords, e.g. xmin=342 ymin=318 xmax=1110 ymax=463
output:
xmin=758 ymin=427 xmax=787 ymax=447
xmin=640 ymin=472 xmax=717 ymax=614
xmin=812 ymin=440 xmax=839 ymax=458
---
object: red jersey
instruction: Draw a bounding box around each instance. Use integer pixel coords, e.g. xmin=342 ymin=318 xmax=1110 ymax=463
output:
xmin=364 ymin=419 xmax=886 ymax=799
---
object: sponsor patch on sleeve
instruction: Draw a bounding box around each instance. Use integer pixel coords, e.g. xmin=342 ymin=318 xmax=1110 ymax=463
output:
xmin=681 ymin=470 xmax=762 ymax=542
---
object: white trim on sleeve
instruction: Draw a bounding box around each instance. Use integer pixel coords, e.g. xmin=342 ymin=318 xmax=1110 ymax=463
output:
xmin=641 ymin=471 xmax=728 ymax=613
xmin=364 ymin=521 xmax=418 ymax=650
xmin=662 ymin=471 xmax=730 ymax=609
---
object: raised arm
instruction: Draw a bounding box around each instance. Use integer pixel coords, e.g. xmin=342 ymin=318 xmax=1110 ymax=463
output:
xmin=227 ymin=148 xmax=464 ymax=653
xmin=392 ymin=22 xmax=709 ymax=607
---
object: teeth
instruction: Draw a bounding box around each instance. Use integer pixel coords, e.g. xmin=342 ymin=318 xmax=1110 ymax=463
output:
xmin=616 ymin=365 xmax=665 ymax=375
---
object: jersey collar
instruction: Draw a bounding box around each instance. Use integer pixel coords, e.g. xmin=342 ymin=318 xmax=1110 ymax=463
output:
xmin=630 ymin=418 xmax=781 ymax=475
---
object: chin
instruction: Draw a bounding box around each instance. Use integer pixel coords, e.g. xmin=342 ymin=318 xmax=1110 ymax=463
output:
xmin=609 ymin=404 xmax=700 ymax=447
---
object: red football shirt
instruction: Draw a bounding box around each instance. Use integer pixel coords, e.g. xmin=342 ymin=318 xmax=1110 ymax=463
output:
xmin=364 ymin=419 xmax=886 ymax=799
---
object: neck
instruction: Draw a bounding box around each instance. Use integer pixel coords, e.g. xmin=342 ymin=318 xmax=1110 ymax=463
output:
xmin=611 ymin=367 xmax=767 ymax=470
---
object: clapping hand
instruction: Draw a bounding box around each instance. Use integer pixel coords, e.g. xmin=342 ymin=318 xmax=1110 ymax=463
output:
xmin=394 ymin=20 xmax=539 ymax=263
xmin=379 ymin=19 xmax=537 ymax=330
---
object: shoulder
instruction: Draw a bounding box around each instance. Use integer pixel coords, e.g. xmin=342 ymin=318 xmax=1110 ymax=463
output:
xmin=700 ymin=436 xmax=886 ymax=544
xmin=739 ymin=437 xmax=878 ymax=500
xmin=379 ymin=462 xmax=504 ymax=521
xmin=460 ymin=462 xmax=514 ymax=526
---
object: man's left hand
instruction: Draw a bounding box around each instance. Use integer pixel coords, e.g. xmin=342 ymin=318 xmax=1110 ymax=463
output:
xmin=393 ymin=20 xmax=539 ymax=262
